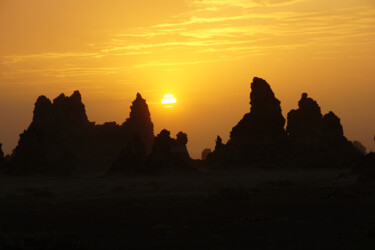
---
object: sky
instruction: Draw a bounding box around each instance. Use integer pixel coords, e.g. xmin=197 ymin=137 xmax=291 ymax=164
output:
xmin=0 ymin=0 xmax=374 ymax=158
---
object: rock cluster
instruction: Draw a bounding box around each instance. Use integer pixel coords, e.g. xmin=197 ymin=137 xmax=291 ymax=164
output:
xmin=10 ymin=91 xmax=155 ymax=175
xmin=148 ymin=129 xmax=191 ymax=169
xmin=208 ymin=77 xmax=361 ymax=168
xmin=286 ymin=94 xmax=360 ymax=167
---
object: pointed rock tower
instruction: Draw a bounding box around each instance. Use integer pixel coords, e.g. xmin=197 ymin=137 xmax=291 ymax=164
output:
xmin=123 ymin=93 xmax=154 ymax=154
xmin=224 ymin=77 xmax=286 ymax=163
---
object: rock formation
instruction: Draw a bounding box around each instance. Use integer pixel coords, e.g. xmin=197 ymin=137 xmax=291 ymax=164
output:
xmin=122 ymin=93 xmax=154 ymax=154
xmin=230 ymin=77 xmax=286 ymax=146
xmin=216 ymin=77 xmax=287 ymax=163
xmin=148 ymin=129 xmax=191 ymax=169
xmin=10 ymin=91 xmax=154 ymax=175
xmin=286 ymin=94 xmax=361 ymax=167
xmin=286 ymin=93 xmax=322 ymax=143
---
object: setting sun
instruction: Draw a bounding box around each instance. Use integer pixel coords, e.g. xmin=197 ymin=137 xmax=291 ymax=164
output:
xmin=162 ymin=94 xmax=177 ymax=107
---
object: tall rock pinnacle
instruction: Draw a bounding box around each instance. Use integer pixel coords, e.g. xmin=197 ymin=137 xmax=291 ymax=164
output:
xmin=230 ymin=77 xmax=286 ymax=147
xmin=123 ymin=93 xmax=154 ymax=154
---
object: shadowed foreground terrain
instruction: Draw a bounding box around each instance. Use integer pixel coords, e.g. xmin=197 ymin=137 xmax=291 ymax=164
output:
xmin=0 ymin=168 xmax=375 ymax=250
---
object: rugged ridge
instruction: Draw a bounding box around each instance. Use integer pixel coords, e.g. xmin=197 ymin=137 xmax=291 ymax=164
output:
xmin=286 ymin=93 xmax=361 ymax=167
xmin=10 ymin=91 xmax=155 ymax=175
xmin=207 ymin=77 xmax=360 ymax=168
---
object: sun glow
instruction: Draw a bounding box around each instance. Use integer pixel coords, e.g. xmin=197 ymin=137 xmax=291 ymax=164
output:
xmin=162 ymin=94 xmax=177 ymax=107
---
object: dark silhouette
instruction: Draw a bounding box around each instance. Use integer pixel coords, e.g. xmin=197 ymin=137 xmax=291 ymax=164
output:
xmin=214 ymin=136 xmax=224 ymax=151
xmin=122 ymin=93 xmax=154 ymax=154
xmin=0 ymin=143 xmax=5 ymax=167
xmin=287 ymin=93 xmax=322 ymax=141
xmin=201 ymin=148 xmax=212 ymax=160
xmin=287 ymin=94 xmax=361 ymax=167
xmin=148 ymin=129 xmax=191 ymax=169
xmin=207 ymin=77 xmax=361 ymax=168
xmin=9 ymin=91 xmax=154 ymax=175
xmin=208 ymin=77 xmax=287 ymax=166
xmin=3 ymin=76 xmax=365 ymax=174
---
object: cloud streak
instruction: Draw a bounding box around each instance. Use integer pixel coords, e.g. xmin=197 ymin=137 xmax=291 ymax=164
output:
xmin=1 ymin=0 xmax=374 ymax=76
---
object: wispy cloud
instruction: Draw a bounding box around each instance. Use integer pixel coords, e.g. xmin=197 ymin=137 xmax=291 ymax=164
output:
xmin=1 ymin=0 xmax=374 ymax=78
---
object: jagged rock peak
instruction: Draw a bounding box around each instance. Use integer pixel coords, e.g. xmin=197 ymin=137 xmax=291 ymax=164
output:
xmin=32 ymin=90 xmax=89 ymax=128
xmin=298 ymin=93 xmax=322 ymax=115
xmin=129 ymin=93 xmax=151 ymax=120
xmin=286 ymin=93 xmax=323 ymax=137
xmin=229 ymin=77 xmax=286 ymax=150
xmin=124 ymin=93 xmax=154 ymax=154
xmin=52 ymin=90 xmax=82 ymax=104
xmin=250 ymin=77 xmax=282 ymax=116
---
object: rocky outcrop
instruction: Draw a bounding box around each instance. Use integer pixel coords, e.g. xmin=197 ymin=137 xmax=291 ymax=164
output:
xmin=123 ymin=93 xmax=154 ymax=154
xmin=214 ymin=77 xmax=287 ymax=164
xmin=230 ymin=77 xmax=286 ymax=146
xmin=10 ymin=91 xmax=155 ymax=175
xmin=286 ymin=93 xmax=322 ymax=143
xmin=286 ymin=94 xmax=361 ymax=167
xmin=148 ymin=129 xmax=191 ymax=169
xmin=11 ymin=91 xmax=93 ymax=174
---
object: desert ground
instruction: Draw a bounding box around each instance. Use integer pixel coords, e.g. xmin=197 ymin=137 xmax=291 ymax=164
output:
xmin=0 ymin=167 xmax=374 ymax=249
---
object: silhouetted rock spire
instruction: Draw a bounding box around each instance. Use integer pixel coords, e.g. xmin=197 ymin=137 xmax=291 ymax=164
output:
xmin=230 ymin=77 xmax=286 ymax=147
xmin=214 ymin=77 xmax=287 ymax=164
xmin=123 ymin=93 xmax=154 ymax=154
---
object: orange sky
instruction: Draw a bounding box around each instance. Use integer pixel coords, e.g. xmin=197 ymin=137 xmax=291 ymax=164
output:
xmin=1 ymin=0 xmax=374 ymax=158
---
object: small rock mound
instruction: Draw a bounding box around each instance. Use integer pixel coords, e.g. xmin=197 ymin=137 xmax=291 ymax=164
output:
xmin=148 ymin=129 xmax=191 ymax=169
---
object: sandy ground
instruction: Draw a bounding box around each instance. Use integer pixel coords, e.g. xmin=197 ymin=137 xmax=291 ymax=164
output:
xmin=0 ymin=168 xmax=374 ymax=249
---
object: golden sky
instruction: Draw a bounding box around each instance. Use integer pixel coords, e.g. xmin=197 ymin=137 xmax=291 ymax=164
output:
xmin=1 ymin=0 xmax=375 ymax=157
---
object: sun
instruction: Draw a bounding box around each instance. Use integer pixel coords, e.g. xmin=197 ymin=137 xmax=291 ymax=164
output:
xmin=162 ymin=94 xmax=177 ymax=107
